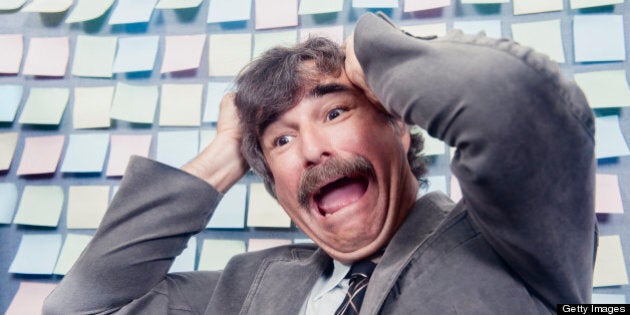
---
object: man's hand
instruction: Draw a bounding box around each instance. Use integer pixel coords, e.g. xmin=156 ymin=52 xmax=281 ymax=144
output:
xmin=182 ymin=93 xmax=249 ymax=193
xmin=343 ymin=33 xmax=380 ymax=106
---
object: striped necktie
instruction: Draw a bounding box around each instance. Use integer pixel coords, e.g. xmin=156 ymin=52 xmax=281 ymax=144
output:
xmin=334 ymin=260 xmax=377 ymax=315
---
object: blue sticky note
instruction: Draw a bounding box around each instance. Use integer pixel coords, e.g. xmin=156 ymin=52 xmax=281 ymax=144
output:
xmin=112 ymin=36 xmax=160 ymax=73
xmin=420 ymin=175 xmax=447 ymax=195
xmin=592 ymin=293 xmax=626 ymax=304
xmin=9 ymin=233 xmax=63 ymax=275
xmin=203 ymin=82 xmax=232 ymax=123
xmin=452 ymin=20 xmax=502 ymax=39
xmin=0 ymin=183 xmax=18 ymax=224
xmin=207 ymin=184 xmax=247 ymax=229
xmin=595 ymin=115 xmax=630 ymax=159
xmin=156 ymin=130 xmax=199 ymax=168
xmin=573 ymin=15 xmax=626 ymax=63
xmin=0 ymin=85 xmax=23 ymax=122
xmin=169 ymin=237 xmax=197 ymax=273
xmin=207 ymin=0 xmax=251 ymax=23
xmin=61 ymin=133 xmax=110 ymax=173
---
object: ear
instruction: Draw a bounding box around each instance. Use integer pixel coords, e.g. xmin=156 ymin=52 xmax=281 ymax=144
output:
xmin=393 ymin=119 xmax=411 ymax=152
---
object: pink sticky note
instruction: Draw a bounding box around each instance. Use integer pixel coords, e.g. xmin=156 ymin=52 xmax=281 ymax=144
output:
xmin=5 ymin=282 xmax=57 ymax=315
xmin=248 ymin=238 xmax=292 ymax=252
xmin=17 ymin=135 xmax=65 ymax=175
xmin=255 ymin=0 xmax=298 ymax=30
xmin=23 ymin=37 xmax=69 ymax=77
xmin=0 ymin=34 xmax=23 ymax=74
xmin=596 ymin=174 xmax=624 ymax=214
xmin=450 ymin=175 xmax=462 ymax=202
xmin=106 ymin=134 xmax=152 ymax=176
xmin=160 ymin=34 xmax=206 ymax=73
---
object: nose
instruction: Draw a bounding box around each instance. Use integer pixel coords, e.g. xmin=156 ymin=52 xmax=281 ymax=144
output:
xmin=299 ymin=124 xmax=331 ymax=167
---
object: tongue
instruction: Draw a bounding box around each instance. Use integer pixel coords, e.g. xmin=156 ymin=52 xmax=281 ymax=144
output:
xmin=317 ymin=178 xmax=367 ymax=214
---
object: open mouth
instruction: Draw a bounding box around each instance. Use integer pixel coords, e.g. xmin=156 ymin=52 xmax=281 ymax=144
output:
xmin=313 ymin=176 xmax=369 ymax=217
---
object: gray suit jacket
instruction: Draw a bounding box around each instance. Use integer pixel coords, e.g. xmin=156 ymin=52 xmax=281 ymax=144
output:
xmin=44 ymin=12 xmax=596 ymax=315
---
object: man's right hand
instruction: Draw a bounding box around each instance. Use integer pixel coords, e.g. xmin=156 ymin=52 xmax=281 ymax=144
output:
xmin=182 ymin=93 xmax=249 ymax=193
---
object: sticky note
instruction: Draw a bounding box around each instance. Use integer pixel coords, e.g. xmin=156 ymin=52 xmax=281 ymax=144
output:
xmin=403 ymin=0 xmax=450 ymax=12
xmin=595 ymin=115 xmax=630 ymax=159
xmin=207 ymin=184 xmax=247 ymax=229
xmin=161 ymin=34 xmax=206 ymax=73
xmin=402 ymin=23 xmax=447 ymax=38
xmin=17 ymin=135 xmax=65 ymax=175
xmin=108 ymin=0 xmax=157 ymax=24
xmin=18 ymin=87 xmax=69 ymax=125
xmin=595 ymin=174 xmax=624 ymax=214
xmin=248 ymin=238 xmax=292 ymax=252
xmin=574 ymin=70 xmax=630 ymax=108
xmin=112 ymin=36 xmax=159 ymax=73
xmin=453 ymin=20 xmax=502 ymax=39
xmin=5 ymin=282 xmax=57 ymax=315
xmin=0 ymin=0 xmax=26 ymax=10
xmin=65 ymin=0 xmax=116 ymax=23
xmin=570 ymin=0 xmax=623 ymax=9
xmin=53 ymin=234 xmax=93 ymax=275
xmin=0 ymin=183 xmax=18 ymax=224
xmin=253 ymin=30 xmax=297 ymax=59
xmin=159 ymin=84 xmax=203 ymax=126
xmin=511 ymin=20 xmax=565 ymax=63
xmin=460 ymin=0 xmax=508 ymax=3
xmin=20 ymin=0 xmax=72 ymax=12
xmin=573 ymin=15 xmax=625 ymax=63
xmin=169 ymin=238 xmax=197 ymax=273
xmin=156 ymin=130 xmax=199 ymax=168
xmin=208 ymin=33 xmax=252 ymax=77
xmin=592 ymin=293 xmax=626 ymax=304
xmin=450 ymin=175 xmax=462 ymax=202
xmin=106 ymin=134 xmax=152 ymax=176
xmin=420 ymin=175 xmax=447 ymax=195
xmin=352 ymin=0 xmax=398 ymax=8
xmin=67 ymin=186 xmax=110 ymax=229
xmin=0 ymin=85 xmax=23 ymax=122
xmin=300 ymin=25 xmax=344 ymax=44
xmin=198 ymin=239 xmax=246 ymax=271
xmin=9 ymin=234 xmax=62 ymax=274
xmin=207 ymin=0 xmax=251 ymax=23
xmin=13 ymin=186 xmax=64 ymax=227
xmin=73 ymin=86 xmax=114 ymax=129
xmin=255 ymin=0 xmax=298 ymax=30
xmin=513 ymin=0 xmax=563 ymax=15
xmin=200 ymin=129 xmax=217 ymax=149
xmin=203 ymin=82 xmax=232 ymax=123
xmin=298 ymin=0 xmax=343 ymax=14
xmin=412 ymin=127 xmax=445 ymax=156
xmin=109 ymin=82 xmax=158 ymax=124
xmin=72 ymin=35 xmax=117 ymax=78
xmin=0 ymin=132 xmax=19 ymax=171
xmin=61 ymin=133 xmax=110 ymax=173
xmin=22 ymin=37 xmax=69 ymax=76
xmin=247 ymin=183 xmax=291 ymax=228
xmin=593 ymin=235 xmax=629 ymax=287
xmin=156 ymin=0 xmax=202 ymax=9
xmin=0 ymin=34 xmax=23 ymax=74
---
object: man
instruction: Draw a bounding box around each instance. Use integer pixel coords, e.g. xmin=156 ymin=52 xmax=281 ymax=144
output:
xmin=44 ymin=12 xmax=596 ymax=314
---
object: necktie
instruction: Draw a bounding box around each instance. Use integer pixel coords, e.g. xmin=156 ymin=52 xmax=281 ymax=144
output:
xmin=334 ymin=260 xmax=377 ymax=315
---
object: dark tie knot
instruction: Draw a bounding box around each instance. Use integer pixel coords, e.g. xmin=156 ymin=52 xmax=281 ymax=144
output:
xmin=348 ymin=260 xmax=376 ymax=281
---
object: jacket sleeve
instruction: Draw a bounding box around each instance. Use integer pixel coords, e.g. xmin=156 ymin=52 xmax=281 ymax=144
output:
xmin=43 ymin=156 xmax=222 ymax=314
xmin=353 ymin=13 xmax=596 ymax=306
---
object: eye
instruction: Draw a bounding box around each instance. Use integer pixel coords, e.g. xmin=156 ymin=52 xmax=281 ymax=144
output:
xmin=274 ymin=135 xmax=294 ymax=147
xmin=326 ymin=108 xmax=346 ymax=121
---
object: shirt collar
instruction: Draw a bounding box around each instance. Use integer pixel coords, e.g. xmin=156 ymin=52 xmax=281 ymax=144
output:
xmin=312 ymin=260 xmax=351 ymax=300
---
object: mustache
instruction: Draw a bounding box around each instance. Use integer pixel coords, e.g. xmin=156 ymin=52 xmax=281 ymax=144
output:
xmin=297 ymin=156 xmax=375 ymax=209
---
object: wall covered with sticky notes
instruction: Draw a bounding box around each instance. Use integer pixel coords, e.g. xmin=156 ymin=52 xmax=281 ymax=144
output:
xmin=1 ymin=0 xmax=630 ymax=311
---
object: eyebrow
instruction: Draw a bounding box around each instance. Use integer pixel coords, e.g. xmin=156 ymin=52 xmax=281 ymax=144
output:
xmin=308 ymin=83 xmax=352 ymax=98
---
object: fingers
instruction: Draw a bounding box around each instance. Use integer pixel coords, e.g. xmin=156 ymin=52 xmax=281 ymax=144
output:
xmin=343 ymin=33 xmax=381 ymax=106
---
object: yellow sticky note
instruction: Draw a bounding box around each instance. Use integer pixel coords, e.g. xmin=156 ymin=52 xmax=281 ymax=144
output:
xmin=255 ymin=0 xmax=298 ymax=30
xmin=403 ymin=0 xmax=451 ymax=13
xmin=247 ymin=183 xmax=291 ymax=228
xmin=570 ymin=0 xmax=623 ymax=9
xmin=253 ymin=30 xmax=297 ymax=59
xmin=22 ymin=37 xmax=69 ymax=77
xmin=72 ymin=35 xmax=117 ymax=78
xmin=574 ymin=70 xmax=630 ymax=109
xmin=17 ymin=135 xmax=65 ymax=175
xmin=53 ymin=234 xmax=93 ymax=275
xmin=73 ymin=86 xmax=114 ymax=129
xmin=0 ymin=132 xmax=19 ymax=171
xmin=20 ymin=0 xmax=72 ymax=12
xmin=18 ymin=87 xmax=69 ymax=125
xmin=67 ymin=186 xmax=110 ymax=229
xmin=110 ymin=82 xmax=158 ymax=124
xmin=511 ymin=20 xmax=565 ymax=63
xmin=0 ymin=0 xmax=27 ymax=10
xmin=13 ymin=185 xmax=64 ymax=227
xmin=593 ymin=235 xmax=629 ymax=287
xmin=158 ymin=84 xmax=203 ymax=126
xmin=513 ymin=0 xmax=563 ymax=15
xmin=0 ymin=34 xmax=23 ymax=74
xmin=208 ymin=33 xmax=252 ymax=77
xmin=65 ymin=0 xmax=116 ymax=23
xmin=298 ymin=0 xmax=343 ymax=14
xmin=198 ymin=239 xmax=246 ymax=271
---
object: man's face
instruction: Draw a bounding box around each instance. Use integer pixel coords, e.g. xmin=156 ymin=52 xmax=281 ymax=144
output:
xmin=260 ymin=68 xmax=419 ymax=263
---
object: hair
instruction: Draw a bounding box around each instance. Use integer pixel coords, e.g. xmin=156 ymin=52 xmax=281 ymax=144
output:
xmin=234 ymin=37 xmax=427 ymax=197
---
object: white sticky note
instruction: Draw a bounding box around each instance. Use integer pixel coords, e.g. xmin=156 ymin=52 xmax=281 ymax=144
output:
xmin=109 ymin=0 xmax=157 ymax=24
xmin=247 ymin=183 xmax=291 ymax=228
xmin=61 ymin=133 xmax=110 ymax=173
xmin=420 ymin=175 xmax=447 ymax=195
xmin=5 ymin=282 xmax=57 ymax=315
xmin=9 ymin=234 xmax=62 ymax=274
xmin=592 ymin=293 xmax=626 ymax=304
xmin=595 ymin=174 xmax=624 ymax=214
xmin=53 ymin=234 xmax=93 ymax=275
xmin=0 ymin=132 xmax=19 ymax=171
xmin=17 ymin=135 xmax=65 ymax=175
xmin=413 ymin=127 xmax=445 ymax=156
xmin=203 ymin=82 xmax=232 ymax=123
xmin=595 ymin=115 xmax=630 ymax=159
xmin=248 ymin=238 xmax=292 ymax=252
xmin=402 ymin=23 xmax=447 ymax=38
xmin=110 ymin=82 xmax=158 ymax=124
xmin=106 ymin=134 xmax=152 ymax=176
xmin=253 ymin=30 xmax=297 ymax=60
xmin=67 ymin=186 xmax=110 ymax=229
xmin=574 ymin=70 xmax=630 ymax=109
xmin=20 ymin=0 xmax=72 ymax=12
xmin=353 ymin=0 xmax=398 ymax=8
xmin=18 ymin=87 xmax=69 ymax=125
xmin=453 ymin=20 xmax=502 ymax=39
xmin=159 ymin=84 xmax=203 ymax=126
xmin=461 ymin=0 xmax=508 ymax=3
xmin=0 ymin=0 xmax=27 ymax=10
xmin=22 ymin=37 xmax=69 ymax=77
xmin=513 ymin=0 xmax=563 ymax=15
xmin=298 ymin=0 xmax=343 ymax=14
xmin=156 ymin=0 xmax=202 ymax=9
xmin=573 ymin=15 xmax=626 ymax=63
xmin=72 ymin=35 xmax=117 ymax=78
xmin=169 ymin=238 xmax=197 ymax=273
xmin=511 ymin=20 xmax=565 ymax=63
xmin=161 ymin=34 xmax=206 ymax=73
xmin=208 ymin=33 xmax=252 ymax=77
xmin=207 ymin=184 xmax=247 ymax=229
xmin=66 ymin=0 xmax=116 ymax=23
xmin=207 ymin=0 xmax=251 ymax=23
xmin=403 ymin=0 xmax=450 ymax=12
xmin=198 ymin=239 xmax=246 ymax=271
xmin=300 ymin=25 xmax=344 ymax=44
xmin=0 ymin=183 xmax=18 ymax=224
xmin=13 ymin=186 xmax=64 ymax=227
xmin=73 ymin=86 xmax=114 ymax=129
xmin=593 ymin=235 xmax=629 ymax=287
xmin=113 ymin=36 xmax=159 ymax=73
xmin=0 ymin=85 xmax=23 ymax=122
xmin=570 ymin=0 xmax=623 ymax=9
xmin=0 ymin=34 xmax=23 ymax=74
xmin=156 ymin=130 xmax=199 ymax=168
xmin=255 ymin=0 xmax=298 ymax=30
